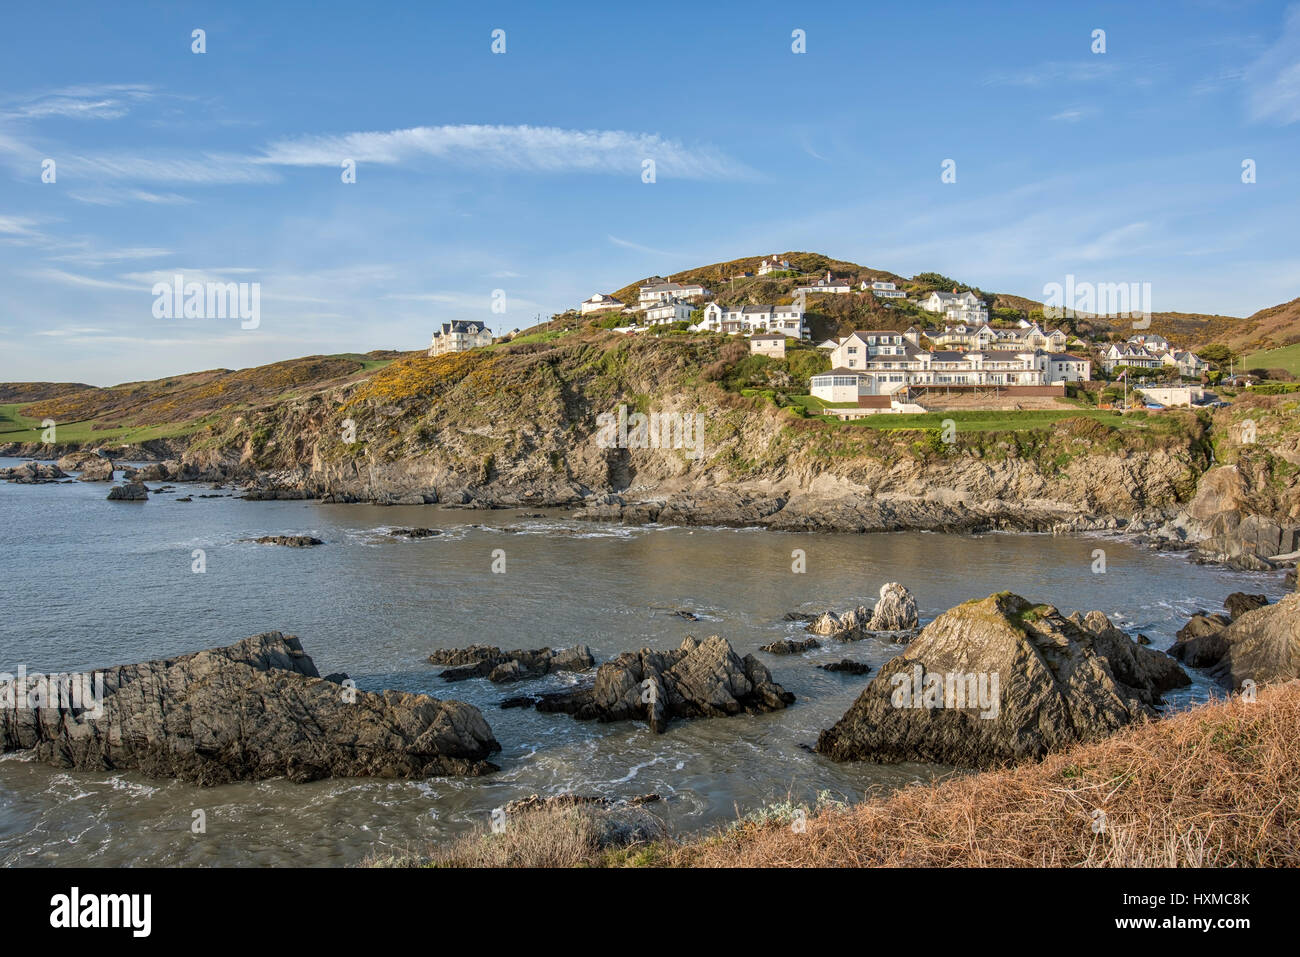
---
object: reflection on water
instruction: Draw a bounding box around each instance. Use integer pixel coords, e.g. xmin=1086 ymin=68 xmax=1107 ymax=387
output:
xmin=0 ymin=463 xmax=1286 ymax=865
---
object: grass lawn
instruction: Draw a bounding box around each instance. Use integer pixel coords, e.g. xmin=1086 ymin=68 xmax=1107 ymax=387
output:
xmin=1243 ymin=342 xmax=1300 ymax=377
xmin=821 ymin=407 xmax=1138 ymax=432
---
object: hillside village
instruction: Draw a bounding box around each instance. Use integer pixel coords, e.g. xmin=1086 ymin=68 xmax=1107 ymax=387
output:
xmin=426 ymin=252 xmax=1261 ymax=419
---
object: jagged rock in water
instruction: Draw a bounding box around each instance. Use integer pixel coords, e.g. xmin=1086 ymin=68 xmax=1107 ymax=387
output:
xmin=820 ymin=660 xmax=873 ymax=675
xmin=390 ymin=527 xmax=441 ymax=538
xmin=817 ymin=593 xmax=1189 ymax=769
xmin=1207 ymin=594 xmax=1300 ymax=690
xmin=535 ymin=635 xmax=794 ymax=733
xmin=1224 ymin=593 xmax=1269 ymax=621
xmin=0 ymin=632 xmax=500 ymax=784
xmin=1 ymin=461 xmax=68 ymax=484
xmin=760 ymin=637 xmax=821 ymax=655
xmin=251 ymin=535 xmax=323 ymax=547
xmin=806 ymin=607 xmax=869 ymax=640
xmin=429 ymin=644 xmax=595 ymax=683
xmin=106 ymin=482 xmax=148 ymax=501
xmin=869 ymin=582 xmax=919 ymax=632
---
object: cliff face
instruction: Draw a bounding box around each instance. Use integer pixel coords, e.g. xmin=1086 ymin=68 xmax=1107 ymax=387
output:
xmin=5 ymin=335 xmax=1298 ymax=559
xmin=166 ymin=339 xmax=1213 ymax=518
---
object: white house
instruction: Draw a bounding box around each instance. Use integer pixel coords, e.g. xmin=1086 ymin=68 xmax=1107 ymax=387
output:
xmin=693 ymin=301 xmax=806 ymax=337
xmin=919 ymin=290 xmax=988 ymax=325
xmin=580 ymin=293 xmax=624 ymax=315
xmin=1162 ymin=349 xmax=1209 ymax=378
xmin=1033 ymin=351 xmax=1092 ymax=384
xmin=429 ymin=320 xmax=493 ymax=356
xmin=750 ymin=334 xmax=787 ymax=358
xmin=861 ymin=279 xmax=906 ymax=298
xmin=810 ymin=369 xmax=865 ymax=403
xmin=643 ymin=298 xmax=696 ymax=326
xmin=794 ymin=272 xmax=852 ymax=295
xmin=757 ymin=256 xmax=791 ymax=276
xmin=1102 ymin=343 xmax=1165 ymax=373
xmin=638 ymin=280 xmax=709 ymax=306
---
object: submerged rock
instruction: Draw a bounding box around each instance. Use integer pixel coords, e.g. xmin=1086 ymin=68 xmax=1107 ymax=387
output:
xmin=0 ymin=632 xmax=500 ymax=784
xmin=389 ymin=527 xmax=442 ymax=539
xmin=760 ymin=637 xmax=821 ymax=655
xmin=820 ymin=660 xmax=873 ymax=675
xmin=535 ymin=635 xmax=794 ymax=733
xmin=429 ymin=644 xmax=595 ymax=684
xmin=816 ymin=592 xmax=1189 ymax=769
xmin=250 ymin=535 xmax=323 ymax=547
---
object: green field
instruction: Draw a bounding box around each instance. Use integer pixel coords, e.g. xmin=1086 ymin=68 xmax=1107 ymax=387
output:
xmin=0 ymin=402 xmax=214 ymax=445
xmin=1242 ymin=342 xmax=1300 ymax=376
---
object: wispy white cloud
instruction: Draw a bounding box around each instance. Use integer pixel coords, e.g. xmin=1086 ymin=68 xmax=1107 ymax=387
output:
xmin=984 ymin=61 xmax=1119 ymax=87
xmin=607 ymin=235 xmax=683 ymax=258
xmin=257 ymin=124 xmax=756 ymax=180
xmin=0 ymin=83 xmax=155 ymax=121
xmin=1245 ymin=4 xmax=1300 ymax=123
xmin=1047 ymin=106 xmax=1097 ymax=122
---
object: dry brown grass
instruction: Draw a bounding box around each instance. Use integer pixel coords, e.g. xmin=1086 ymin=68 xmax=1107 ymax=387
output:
xmin=662 ymin=681 xmax=1300 ymax=868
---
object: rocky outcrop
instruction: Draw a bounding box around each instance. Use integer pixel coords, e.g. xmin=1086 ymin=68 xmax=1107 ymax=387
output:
xmin=1169 ymin=594 xmax=1298 ymax=690
xmin=428 ymin=644 xmax=595 ymax=683
xmin=760 ymin=637 xmax=821 ymax=655
xmin=869 ymin=582 xmax=919 ymax=631
xmin=57 ymin=451 xmax=113 ymax=480
xmin=817 ymin=593 xmax=1190 ymax=768
xmin=106 ymin=482 xmax=148 ymax=501
xmin=250 ymin=535 xmax=323 ymax=547
xmin=76 ymin=458 xmax=114 ymax=482
xmin=535 ymin=635 xmax=794 ymax=733
xmin=390 ymin=527 xmax=441 ymax=538
xmin=1224 ymin=592 xmax=1270 ymax=620
xmin=0 ymin=632 xmax=501 ymax=784
xmin=1190 ymin=465 xmax=1300 ymax=571
xmin=1171 ymin=594 xmax=1273 ymax=670
xmin=1 ymin=461 xmax=67 ymax=484
xmin=807 ymin=606 xmax=869 ymax=640
xmin=1210 ymin=594 xmax=1300 ymax=690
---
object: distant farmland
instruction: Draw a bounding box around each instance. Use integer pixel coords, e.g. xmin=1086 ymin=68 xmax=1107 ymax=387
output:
xmin=1243 ymin=342 xmax=1300 ymax=376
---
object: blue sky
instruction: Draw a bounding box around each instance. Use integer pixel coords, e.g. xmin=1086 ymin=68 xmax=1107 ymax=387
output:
xmin=2 ymin=0 xmax=1299 ymax=384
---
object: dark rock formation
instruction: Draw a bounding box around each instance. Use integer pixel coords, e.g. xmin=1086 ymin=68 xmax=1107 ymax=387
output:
xmin=760 ymin=637 xmax=821 ymax=655
xmin=390 ymin=527 xmax=441 ymax=538
xmin=0 ymin=632 xmax=500 ymax=784
xmin=106 ymin=482 xmax=148 ymax=501
xmin=250 ymin=535 xmax=323 ymax=547
xmin=429 ymin=644 xmax=595 ymax=683
xmin=535 ymin=635 xmax=794 ymax=733
xmin=820 ymin=660 xmax=873 ymax=675
xmin=1224 ymin=593 xmax=1270 ymax=621
xmin=1 ymin=461 xmax=67 ymax=484
xmin=817 ymin=593 xmax=1189 ymax=768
